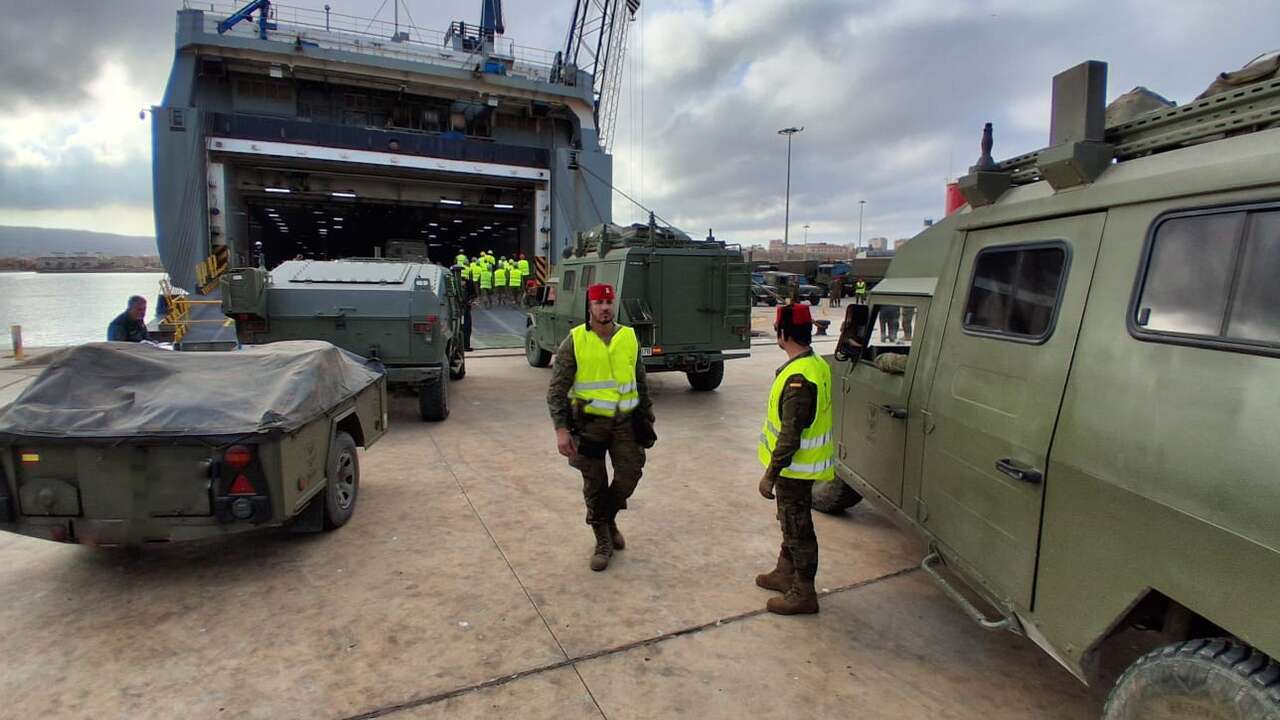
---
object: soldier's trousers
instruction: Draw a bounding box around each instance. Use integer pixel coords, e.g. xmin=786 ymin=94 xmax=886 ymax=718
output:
xmin=775 ymin=477 xmax=818 ymax=581
xmin=568 ymin=414 xmax=646 ymax=526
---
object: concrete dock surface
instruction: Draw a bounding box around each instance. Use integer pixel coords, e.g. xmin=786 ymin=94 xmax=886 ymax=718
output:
xmin=0 ymin=340 xmax=1102 ymax=719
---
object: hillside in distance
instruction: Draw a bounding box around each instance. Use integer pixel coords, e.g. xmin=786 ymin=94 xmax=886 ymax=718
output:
xmin=0 ymin=226 xmax=158 ymax=258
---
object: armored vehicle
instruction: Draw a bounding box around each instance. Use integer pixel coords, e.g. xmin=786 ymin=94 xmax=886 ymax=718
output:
xmin=0 ymin=342 xmax=386 ymax=546
xmin=760 ymin=271 xmax=823 ymax=305
xmin=525 ymin=222 xmax=751 ymax=391
xmin=223 ymin=258 xmax=464 ymax=421
xmin=825 ymin=59 xmax=1280 ymax=717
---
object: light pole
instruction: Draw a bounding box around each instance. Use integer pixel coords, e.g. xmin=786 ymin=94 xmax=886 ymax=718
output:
xmin=802 ymin=223 xmax=810 ymax=260
xmin=857 ymin=200 xmax=866 ymax=253
xmin=778 ymin=126 xmax=804 ymax=260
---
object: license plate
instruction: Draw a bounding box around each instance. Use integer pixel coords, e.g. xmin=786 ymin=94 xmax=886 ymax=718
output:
xmin=641 ymin=347 xmax=653 ymax=357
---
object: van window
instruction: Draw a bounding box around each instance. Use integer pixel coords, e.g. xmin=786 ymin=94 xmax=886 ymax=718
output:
xmin=582 ymin=265 xmax=595 ymax=288
xmin=1135 ymin=207 xmax=1280 ymax=348
xmin=962 ymin=244 xmax=1067 ymax=340
xmin=860 ymin=303 xmax=919 ymax=374
xmin=562 ymin=270 xmax=576 ymax=292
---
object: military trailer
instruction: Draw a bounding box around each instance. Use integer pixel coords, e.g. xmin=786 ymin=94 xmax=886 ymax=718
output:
xmin=0 ymin=342 xmax=386 ymax=546
xmin=525 ymin=222 xmax=751 ymax=391
xmin=223 ymin=258 xmax=465 ymax=421
xmin=825 ymin=60 xmax=1280 ymax=717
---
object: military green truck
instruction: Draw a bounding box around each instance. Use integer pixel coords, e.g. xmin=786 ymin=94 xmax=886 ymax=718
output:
xmin=222 ymin=258 xmax=465 ymax=421
xmin=525 ymin=222 xmax=751 ymax=391
xmin=824 ymin=60 xmax=1280 ymax=717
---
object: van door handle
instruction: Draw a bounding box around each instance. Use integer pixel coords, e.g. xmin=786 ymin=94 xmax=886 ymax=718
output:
xmin=995 ymin=458 xmax=1042 ymax=484
xmin=879 ymin=404 xmax=908 ymax=419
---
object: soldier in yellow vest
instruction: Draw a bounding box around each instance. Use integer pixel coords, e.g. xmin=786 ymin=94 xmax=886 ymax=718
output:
xmin=479 ymin=263 xmax=494 ymax=307
xmin=517 ymin=253 xmax=530 ymax=278
xmin=547 ymin=283 xmax=655 ymax=572
xmin=755 ymin=302 xmax=833 ymax=615
xmin=493 ymin=265 xmax=508 ymax=306
xmin=507 ymin=263 xmax=523 ymax=305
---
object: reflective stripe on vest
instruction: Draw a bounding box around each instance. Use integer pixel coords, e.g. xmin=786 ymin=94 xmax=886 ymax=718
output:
xmin=757 ymin=353 xmax=835 ymax=481
xmin=480 ymin=268 xmax=493 ymax=289
xmin=508 ymin=269 xmax=523 ymax=287
xmin=570 ymin=323 xmax=640 ymax=417
xmin=495 ymin=268 xmax=508 ymax=286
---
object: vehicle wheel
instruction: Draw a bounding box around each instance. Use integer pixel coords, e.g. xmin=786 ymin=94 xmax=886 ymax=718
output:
xmin=449 ymin=342 xmax=466 ymax=380
xmin=812 ymin=479 xmax=863 ymax=514
xmin=767 ymin=296 xmax=778 ymax=307
xmin=686 ymin=360 xmax=725 ymax=391
xmin=323 ymin=431 xmax=359 ymax=530
xmin=526 ymin=326 xmax=552 ymax=368
xmin=1104 ymin=638 xmax=1280 ymax=720
xmin=808 ymin=293 xmax=821 ymax=306
xmin=418 ymin=377 xmax=449 ymax=421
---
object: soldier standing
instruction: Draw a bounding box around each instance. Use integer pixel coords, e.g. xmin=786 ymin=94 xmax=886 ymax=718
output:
xmin=755 ymin=302 xmax=835 ymax=615
xmin=547 ymin=283 xmax=655 ymax=572
xmin=854 ymin=276 xmax=868 ymax=304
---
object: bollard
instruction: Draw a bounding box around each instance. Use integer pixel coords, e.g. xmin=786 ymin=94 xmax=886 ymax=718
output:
xmin=10 ymin=325 xmax=23 ymax=360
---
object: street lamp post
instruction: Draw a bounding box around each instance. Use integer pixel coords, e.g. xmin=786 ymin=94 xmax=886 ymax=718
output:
xmin=857 ymin=200 xmax=866 ymax=253
xmin=803 ymin=223 xmax=810 ymax=260
xmin=778 ymin=126 xmax=804 ymax=260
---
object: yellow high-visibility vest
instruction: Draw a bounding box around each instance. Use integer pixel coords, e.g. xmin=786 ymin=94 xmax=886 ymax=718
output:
xmin=480 ymin=267 xmax=493 ymax=289
xmin=508 ymin=268 xmax=523 ymax=288
xmin=757 ymin=353 xmax=834 ymax=480
xmin=570 ymin=324 xmax=640 ymax=417
xmin=495 ymin=267 xmax=508 ymax=287
xmin=518 ymin=258 xmax=530 ymax=275
xmin=455 ymin=253 xmax=467 ymax=266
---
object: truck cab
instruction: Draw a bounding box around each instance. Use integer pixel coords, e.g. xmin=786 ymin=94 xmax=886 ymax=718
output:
xmin=827 ymin=60 xmax=1280 ymax=717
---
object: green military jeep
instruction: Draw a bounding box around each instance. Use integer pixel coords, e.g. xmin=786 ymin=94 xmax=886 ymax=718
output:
xmin=526 ymin=222 xmax=751 ymax=390
xmin=825 ymin=60 xmax=1280 ymax=717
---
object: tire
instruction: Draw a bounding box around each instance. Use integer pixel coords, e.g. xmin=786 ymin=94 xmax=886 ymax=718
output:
xmin=812 ymin=479 xmax=863 ymax=514
xmin=1104 ymin=638 xmax=1280 ymax=720
xmin=526 ymin=326 xmax=552 ymax=368
xmin=767 ymin=296 xmax=778 ymax=307
xmin=323 ymin=431 xmax=359 ymax=530
xmin=449 ymin=341 xmax=466 ymax=380
xmin=418 ymin=376 xmax=449 ymax=421
xmin=686 ymin=360 xmax=725 ymax=391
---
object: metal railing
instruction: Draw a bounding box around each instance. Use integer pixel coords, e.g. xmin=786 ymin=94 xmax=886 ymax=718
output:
xmin=160 ymin=278 xmax=228 ymax=344
xmin=183 ymin=0 xmax=561 ymax=84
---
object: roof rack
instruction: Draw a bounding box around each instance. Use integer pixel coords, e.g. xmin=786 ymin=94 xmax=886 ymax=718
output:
xmin=572 ymin=221 xmax=727 ymax=257
xmin=959 ymin=61 xmax=1280 ymax=206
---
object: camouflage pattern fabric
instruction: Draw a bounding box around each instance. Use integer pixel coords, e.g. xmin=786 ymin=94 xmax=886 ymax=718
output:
xmin=774 ymin=477 xmax=818 ymax=581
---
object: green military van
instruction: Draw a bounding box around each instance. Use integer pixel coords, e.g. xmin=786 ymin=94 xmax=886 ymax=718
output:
xmin=825 ymin=60 xmax=1280 ymax=717
xmin=526 ymin=222 xmax=751 ymax=390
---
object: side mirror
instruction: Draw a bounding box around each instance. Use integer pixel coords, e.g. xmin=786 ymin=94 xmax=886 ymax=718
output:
xmin=835 ymin=304 xmax=871 ymax=362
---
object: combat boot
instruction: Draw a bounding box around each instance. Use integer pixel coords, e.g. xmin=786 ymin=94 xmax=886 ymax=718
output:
xmin=609 ymin=519 xmax=625 ymax=550
xmin=755 ymin=551 xmax=794 ymax=593
xmin=590 ymin=524 xmax=614 ymax=571
xmin=766 ymin=577 xmax=819 ymax=615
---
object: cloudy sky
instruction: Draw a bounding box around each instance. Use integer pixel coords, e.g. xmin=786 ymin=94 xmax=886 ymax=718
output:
xmin=1 ymin=0 xmax=1276 ymax=248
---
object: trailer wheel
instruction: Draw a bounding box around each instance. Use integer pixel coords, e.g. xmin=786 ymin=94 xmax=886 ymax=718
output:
xmin=449 ymin=342 xmax=466 ymax=380
xmin=418 ymin=377 xmax=449 ymax=422
xmin=686 ymin=360 xmax=725 ymax=391
xmin=1104 ymin=638 xmax=1280 ymax=720
xmin=526 ymin=326 xmax=552 ymax=368
xmin=812 ymin=479 xmax=863 ymax=514
xmin=323 ymin=431 xmax=359 ymax=530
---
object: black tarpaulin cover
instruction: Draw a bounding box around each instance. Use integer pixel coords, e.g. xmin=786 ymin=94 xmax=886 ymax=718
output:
xmin=0 ymin=341 xmax=383 ymax=442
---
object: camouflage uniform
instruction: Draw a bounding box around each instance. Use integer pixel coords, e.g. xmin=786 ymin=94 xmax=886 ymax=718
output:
xmin=547 ymin=329 xmax=654 ymax=526
xmin=763 ymin=350 xmax=820 ymax=582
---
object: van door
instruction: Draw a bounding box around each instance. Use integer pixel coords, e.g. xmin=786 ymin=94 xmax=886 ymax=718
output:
xmin=920 ymin=213 xmax=1104 ymax=610
xmin=837 ymin=297 xmax=929 ymax=506
xmin=658 ymin=256 xmax=713 ymax=346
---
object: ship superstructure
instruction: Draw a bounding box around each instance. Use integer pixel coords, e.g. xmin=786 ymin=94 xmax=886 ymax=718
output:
xmin=152 ymin=0 xmax=633 ymax=293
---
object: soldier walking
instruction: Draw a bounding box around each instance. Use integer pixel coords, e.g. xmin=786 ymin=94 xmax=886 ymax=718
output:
xmin=547 ymin=283 xmax=655 ymax=572
xmin=755 ymin=302 xmax=835 ymax=615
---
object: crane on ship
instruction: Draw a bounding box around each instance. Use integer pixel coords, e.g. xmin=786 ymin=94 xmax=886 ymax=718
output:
xmin=556 ymin=0 xmax=641 ymax=152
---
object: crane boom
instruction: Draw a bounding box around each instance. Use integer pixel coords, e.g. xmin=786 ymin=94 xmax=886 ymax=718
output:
xmin=561 ymin=0 xmax=640 ymax=152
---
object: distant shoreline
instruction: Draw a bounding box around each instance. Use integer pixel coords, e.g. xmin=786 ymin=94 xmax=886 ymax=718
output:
xmin=34 ymin=268 xmax=164 ymax=274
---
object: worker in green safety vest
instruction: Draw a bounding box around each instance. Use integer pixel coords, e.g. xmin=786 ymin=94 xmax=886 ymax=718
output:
xmin=494 ymin=265 xmax=508 ymax=306
xmin=479 ymin=263 xmax=494 ymax=307
xmin=507 ymin=263 xmax=523 ymax=305
xmin=455 ymin=251 xmax=468 ymax=267
xmin=517 ymin=253 xmax=530 ymax=277
xmin=754 ymin=302 xmax=834 ymax=616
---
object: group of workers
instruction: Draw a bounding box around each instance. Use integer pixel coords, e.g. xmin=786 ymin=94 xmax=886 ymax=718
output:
xmin=548 ymin=282 xmax=833 ymax=616
xmin=456 ymin=250 xmax=532 ymax=308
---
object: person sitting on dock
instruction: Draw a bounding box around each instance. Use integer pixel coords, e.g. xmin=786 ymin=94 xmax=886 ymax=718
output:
xmin=107 ymin=296 xmax=150 ymax=343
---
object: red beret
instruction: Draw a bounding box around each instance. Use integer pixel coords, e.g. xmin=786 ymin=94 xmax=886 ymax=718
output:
xmin=776 ymin=302 xmax=812 ymax=326
xmin=587 ymin=283 xmax=615 ymax=302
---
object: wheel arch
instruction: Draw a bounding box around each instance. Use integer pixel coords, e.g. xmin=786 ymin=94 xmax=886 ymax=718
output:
xmin=1081 ymin=588 xmax=1229 ymax=687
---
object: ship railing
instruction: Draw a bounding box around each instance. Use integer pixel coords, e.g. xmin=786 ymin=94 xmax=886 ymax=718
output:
xmin=186 ymin=1 xmax=559 ymax=83
xmin=159 ymin=278 xmax=227 ymax=345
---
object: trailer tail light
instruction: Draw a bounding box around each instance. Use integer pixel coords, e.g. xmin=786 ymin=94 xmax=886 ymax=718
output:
xmin=413 ymin=314 xmax=439 ymax=334
xmin=228 ymin=474 xmax=255 ymax=495
xmin=224 ymin=445 xmax=252 ymax=470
